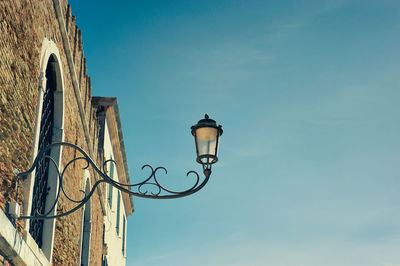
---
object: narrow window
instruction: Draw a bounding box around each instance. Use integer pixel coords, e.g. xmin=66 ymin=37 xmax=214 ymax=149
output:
xmin=122 ymin=215 xmax=126 ymax=255
xmin=29 ymin=57 xmax=57 ymax=248
xmin=80 ymin=178 xmax=91 ymax=266
xmin=108 ymin=156 xmax=114 ymax=208
xmin=101 ymin=224 xmax=108 ymax=266
xmin=116 ymin=192 xmax=121 ymax=235
xmin=101 ymin=256 xmax=108 ymax=266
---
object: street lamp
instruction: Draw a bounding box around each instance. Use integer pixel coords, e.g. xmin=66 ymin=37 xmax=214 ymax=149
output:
xmin=7 ymin=114 xmax=223 ymax=220
xmin=192 ymin=114 xmax=223 ymax=167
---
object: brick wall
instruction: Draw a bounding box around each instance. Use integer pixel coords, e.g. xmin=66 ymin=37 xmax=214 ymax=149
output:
xmin=0 ymin=0 xmax=106 ymax=265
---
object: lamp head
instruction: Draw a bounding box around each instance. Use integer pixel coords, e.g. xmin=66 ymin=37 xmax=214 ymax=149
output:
xmin=191 ymin=114 xmax=223 ymax=166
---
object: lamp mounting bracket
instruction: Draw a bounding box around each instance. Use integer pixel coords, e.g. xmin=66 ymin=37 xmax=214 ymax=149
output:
xmin=10 ymin=142 xmax=212 ymax=220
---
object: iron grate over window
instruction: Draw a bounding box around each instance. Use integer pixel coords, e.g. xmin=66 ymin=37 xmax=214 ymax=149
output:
xmin=29 ymin=63 xmax=56 ymax=248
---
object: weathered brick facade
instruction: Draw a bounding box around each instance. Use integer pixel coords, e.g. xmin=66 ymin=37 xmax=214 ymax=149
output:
xmin=0 ymin=1 xmax=133 ymax=265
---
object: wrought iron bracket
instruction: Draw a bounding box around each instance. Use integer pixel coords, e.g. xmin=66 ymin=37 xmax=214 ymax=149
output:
xmin=9 ymin=142 xmax=212 ymax=220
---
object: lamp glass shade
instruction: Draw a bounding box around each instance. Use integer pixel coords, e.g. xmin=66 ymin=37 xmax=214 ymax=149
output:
xmin=194 ymin=127 xmax=219 ymax=164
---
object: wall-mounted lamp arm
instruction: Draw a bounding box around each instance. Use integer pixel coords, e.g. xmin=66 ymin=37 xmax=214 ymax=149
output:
xmin=10 ymin=142 xmax=212 ymax=220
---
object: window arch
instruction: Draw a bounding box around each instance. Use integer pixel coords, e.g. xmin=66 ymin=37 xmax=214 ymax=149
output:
xmin=23 ymin=38 xmax=65 ymax=262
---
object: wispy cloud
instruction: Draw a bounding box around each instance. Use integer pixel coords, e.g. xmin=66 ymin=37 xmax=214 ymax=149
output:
xmin=206 ymin=46 xmax=274 ymax=65
xmin=131 ymin=239 xmax=400 ymax=266
xmin=179 ymin=44 xmax=275 ymax=94
xmin=276 ymin=21 xmax=307 ymax=29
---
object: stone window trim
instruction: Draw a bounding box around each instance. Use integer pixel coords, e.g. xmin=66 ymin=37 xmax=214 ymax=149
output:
xmin=21 ymin=38 xmax=65 ymax=263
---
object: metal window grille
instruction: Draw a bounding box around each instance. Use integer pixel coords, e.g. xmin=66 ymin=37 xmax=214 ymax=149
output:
xmin=29 ymin=68 xmax=55 ymax=248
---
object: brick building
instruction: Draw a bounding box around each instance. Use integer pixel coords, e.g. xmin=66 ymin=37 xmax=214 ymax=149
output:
xmin=0 ymin=0 xmax=134 ymax=265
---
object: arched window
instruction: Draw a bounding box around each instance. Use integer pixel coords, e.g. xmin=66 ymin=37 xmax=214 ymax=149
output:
xmin=80 ymin=172 xmax=92 ymax=266
xmin=29 ymin=55 xmax=57 ymax=248
xmin=23 ymin=38 xmax=65 ymax=261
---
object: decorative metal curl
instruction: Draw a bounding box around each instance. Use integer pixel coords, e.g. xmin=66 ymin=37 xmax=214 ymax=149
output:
xmin=13 ymin=142 xmax=212 ymax=220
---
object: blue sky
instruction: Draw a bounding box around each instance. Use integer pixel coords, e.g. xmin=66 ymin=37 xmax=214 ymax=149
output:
xmin=68 ymin=0 xmax=400 ymax=265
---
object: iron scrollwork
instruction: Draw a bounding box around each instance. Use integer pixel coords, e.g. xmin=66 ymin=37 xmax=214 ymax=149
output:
xmin=13 ymin=142 xmax=212 ymax=220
